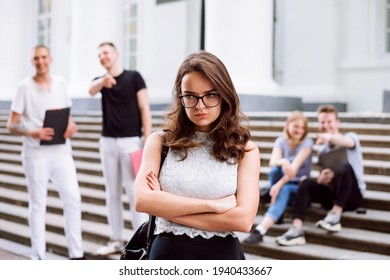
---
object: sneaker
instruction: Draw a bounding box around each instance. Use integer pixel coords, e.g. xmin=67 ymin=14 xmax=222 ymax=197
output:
xmin=315 ymin=211 xmax=342 ymax=232
xmin=276 ymin=226 xmax=306 ymax=246
xmin=96 ymin=240 xmax=123 ymax=255
xmin=243 ymin=229 xmax=263 ymax=244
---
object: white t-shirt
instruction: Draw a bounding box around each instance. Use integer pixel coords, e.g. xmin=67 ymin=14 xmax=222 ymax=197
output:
xmin=10 ymin=75 xmax=73 ymax=158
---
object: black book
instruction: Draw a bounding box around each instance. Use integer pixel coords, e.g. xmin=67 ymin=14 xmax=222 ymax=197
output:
xmin=40 ymin=107 xmax=70 ymax=145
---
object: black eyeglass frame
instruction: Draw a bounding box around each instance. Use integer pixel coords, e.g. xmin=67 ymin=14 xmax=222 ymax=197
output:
xmin=179 ymin=93 xmax=221 ymax=108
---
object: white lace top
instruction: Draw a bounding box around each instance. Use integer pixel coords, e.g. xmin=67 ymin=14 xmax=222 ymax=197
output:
xmin=156 ymin=132 xmax=238 ymax=239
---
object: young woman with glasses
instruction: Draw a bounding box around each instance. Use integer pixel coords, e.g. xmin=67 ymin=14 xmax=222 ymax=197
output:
xmin=134 ymin=51 xmax=260 ymax=259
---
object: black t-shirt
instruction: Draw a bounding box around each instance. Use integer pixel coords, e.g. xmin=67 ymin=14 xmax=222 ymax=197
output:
xmin=97 ymin=70 xmax=146 ymax=137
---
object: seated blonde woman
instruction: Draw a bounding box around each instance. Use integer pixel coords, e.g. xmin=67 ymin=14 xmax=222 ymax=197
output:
xmin=244 ymin=111 xmax=313 ymax=244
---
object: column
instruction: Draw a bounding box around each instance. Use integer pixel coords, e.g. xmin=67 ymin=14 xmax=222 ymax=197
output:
xmin=68 ymin=0 xmax=125 ymax=98
xmin=0 ymin=0 xmax=31 ymax=101
xmin=205 ymin=0 xmax=279 ymax=95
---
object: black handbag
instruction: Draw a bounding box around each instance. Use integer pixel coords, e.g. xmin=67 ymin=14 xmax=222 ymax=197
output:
xmin=120 ymin=215 xmax=156 ymax=260
xmin=120 ymin=138 xmax=168 ymax=260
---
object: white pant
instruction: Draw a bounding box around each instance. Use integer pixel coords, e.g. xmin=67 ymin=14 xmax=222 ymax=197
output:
xmin=22 ymin=154 xmax=84 ymax=260
xmin=100 ymin=136 xmax=148 ymax=241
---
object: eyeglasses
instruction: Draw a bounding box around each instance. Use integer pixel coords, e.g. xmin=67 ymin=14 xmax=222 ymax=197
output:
xmin=179 ymin=93 xmax=221 ymax=108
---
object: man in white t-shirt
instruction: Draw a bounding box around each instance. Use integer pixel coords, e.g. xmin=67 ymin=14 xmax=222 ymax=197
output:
xmin=7 ymin=45 xmax=84 ymax=260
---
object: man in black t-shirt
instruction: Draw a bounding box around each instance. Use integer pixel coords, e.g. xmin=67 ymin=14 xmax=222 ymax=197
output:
xmin=89 ymin=42 xmax=152 ymax=255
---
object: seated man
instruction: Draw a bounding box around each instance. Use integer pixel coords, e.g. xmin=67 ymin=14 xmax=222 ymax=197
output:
xmin=276 ymin=105 xmax=366 ymax=246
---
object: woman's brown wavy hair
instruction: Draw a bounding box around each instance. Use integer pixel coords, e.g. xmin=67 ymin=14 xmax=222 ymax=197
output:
xmin=163 ymin=51 xmax=251 ymax=164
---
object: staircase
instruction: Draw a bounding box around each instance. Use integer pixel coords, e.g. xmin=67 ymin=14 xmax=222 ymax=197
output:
xmin=0 ymin=110 xmax=389 ymax=260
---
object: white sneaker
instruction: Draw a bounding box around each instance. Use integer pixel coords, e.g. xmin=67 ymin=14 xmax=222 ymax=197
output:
xmin=276 ymin=226 xmax=306 ymax=246
xmin=96 ymin=240 xmax=123 ymax=255
xmin=315 ymin=211 xmax=342 ymax=232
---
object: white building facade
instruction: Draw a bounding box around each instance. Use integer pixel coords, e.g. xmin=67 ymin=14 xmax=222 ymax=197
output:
xmin=1 ymin=0 xmax=390 ymax=112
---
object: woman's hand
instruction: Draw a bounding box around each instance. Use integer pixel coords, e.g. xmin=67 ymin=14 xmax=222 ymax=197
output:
xmin=146 ymin=171 xmax=161 ymax=191
xmin=278 ymin=159 xmax=296 ymax=179
xmin=212 ymin=195 xmax=237 ymax=214
xmin=146 ymin=170 xmax=236 ymax=213
xmin=269 ymin=183 xmax=282 ymax=205
xmin=278 ymin=158 xmax=290 ymax=169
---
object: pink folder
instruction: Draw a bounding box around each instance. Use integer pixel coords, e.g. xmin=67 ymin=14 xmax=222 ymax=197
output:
xmin=130 ymin=148 xmax=143 ymax=177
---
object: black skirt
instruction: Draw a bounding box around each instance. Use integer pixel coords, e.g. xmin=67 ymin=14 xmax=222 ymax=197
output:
xmin=149 ymin=232 xmax=245 ymax=260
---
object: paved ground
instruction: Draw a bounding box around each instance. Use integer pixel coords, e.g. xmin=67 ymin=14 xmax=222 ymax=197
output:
xmin=0 ymin=238 xmax=65 ymax=260
xmin=0 ymin=248 xmax=27 ymax=260
xmin=0 ymin=237 xmax=266 ymax=260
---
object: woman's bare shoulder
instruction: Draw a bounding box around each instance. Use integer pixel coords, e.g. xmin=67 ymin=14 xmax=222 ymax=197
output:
xmin=146 ymin=131 xmax=165 ymax=146
xmin=245 ymin=140 xmax=258 ymax=151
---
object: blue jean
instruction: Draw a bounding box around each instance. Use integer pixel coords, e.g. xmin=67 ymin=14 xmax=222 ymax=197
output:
xmin=265 ymin=166 xmax=298 ymax=221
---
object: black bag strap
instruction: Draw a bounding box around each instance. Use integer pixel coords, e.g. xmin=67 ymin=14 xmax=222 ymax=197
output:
xmin=145 ymin=134 xmax=168 ymax=258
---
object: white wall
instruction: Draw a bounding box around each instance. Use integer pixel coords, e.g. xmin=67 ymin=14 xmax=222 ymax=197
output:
xmin=280 ymin=0 xmax=390 ymax=112
xmin=205 ymin=0 xmax=279 ymax=95
xmin=49 ymin=0 xmax=72 ymax=81
xmin=67 ymin=0 xmax=125 ymax=98
xmin=281 ymin=0 xmax=343 ymax=101
xmin=141 ymin=0 xmax=188 ymax=103
xmin=338 ymin=0 xmax=390 ymax=112
xmin=0 ymin=0 xmax=31 ymax=101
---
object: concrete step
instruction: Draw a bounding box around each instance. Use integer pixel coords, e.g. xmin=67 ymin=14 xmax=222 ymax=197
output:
xmin=247 ymin=120 xmax=390 ymax=136
xmin=238 ymin=232 xmax=390 ymax=260
xmin=0 ymin=183 xmax=132 ymax=227
xmin=2 ymin=142 xmax=389 ymax=178
xmin=259 ymin=166 xmax=390 ymax=193
xmin=0 ymin=173 xmax=124 ymax=208
xmin=1 ymin=171 xmax=389 ymax=236
xmin=0 ymin=155 xmax=103 ymax=177
xmin=1 ymin=193 xmax=389 ymax=260
xmin=69 ymin=117 xmax=390 ymax=136
xmin=241 ymin=212 xmax=390 ymax=259
xmin=2 ymin=135 xmax=388 ymax=166
xmin=1 ymin=149 xmax=389 ymax=193
xmin=0 ymin=213 xmax=264 ymax=260
xmin=0 ymin=175 xmax=390 ymax=259
xmin=0 ymin=193 xmax=265 ymax=260
xmin=1 ymin=110 xmax=390 ymax=124
xmin=251 ymin=131 xmax=390 ymax=148
xmin=282 ymin=205 xmax=390 ymax=234
xmin=255 ymin=141 xmax=390 ymax=162
xmin=0 ymin=135 xmax=101 ymax=153
xmin=0 ymin=200 xmax=132 ymax=242
xmin=0 ymin=213 xmax=125 ymax=260
xmin=75 ymin=137 xmax=388 ymax=164
xmin=242 ymin=111 xmax=390 ymax=124
xmin=360 ymin=190 xmax=390 ymax=211
xmin=2 ymin=153 xmax=389 ymax=194
xmin=256 ymin=197 xmax=390 ymax=234
xmin=1 ymin=110 xmax=390 ymax=260
xmin=0 ymin=238 xmax=65 ymax=260
xmin=258 ymin=152 xmax=390 ymax=176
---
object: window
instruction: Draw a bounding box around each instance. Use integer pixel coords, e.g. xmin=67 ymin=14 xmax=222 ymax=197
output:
xmin=37 ymin=0 xmax=52 ymax=47
xmin=124 ymin=0 xmax=138 ymax=69
xmin=387 ymin=0 xmax=390 ymax=52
